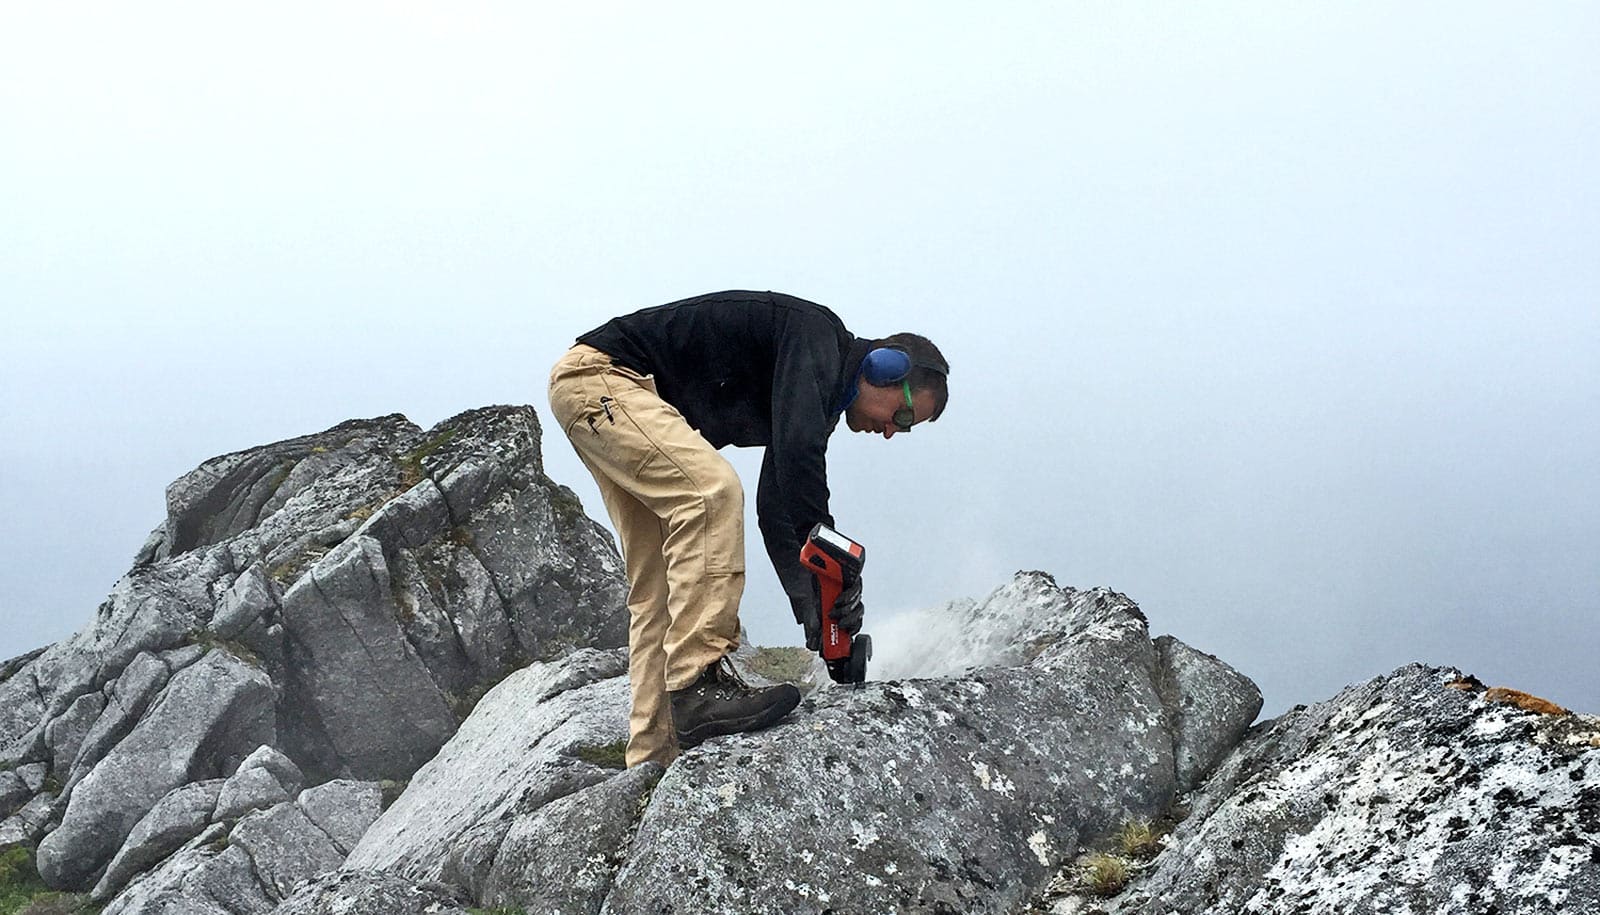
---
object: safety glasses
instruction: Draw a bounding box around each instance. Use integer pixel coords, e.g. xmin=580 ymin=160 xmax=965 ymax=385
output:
xmin=892 ymin=381 xmax=916 ymax=432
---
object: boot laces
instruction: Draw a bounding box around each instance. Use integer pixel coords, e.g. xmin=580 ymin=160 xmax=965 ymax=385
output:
xmin=711 ymin=655 xmax=751 ymax=689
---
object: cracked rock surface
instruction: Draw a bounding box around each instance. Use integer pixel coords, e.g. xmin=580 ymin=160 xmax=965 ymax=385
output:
xmin=98 ymin=779 xmax=385 ymax=915
xmin=1091 ymin=664 xmax=1600 ymax=915
xmin=1 ymin=406 xmax=627 ymax=898
xmin=324 ymin=573 xmax=1261 ymax=915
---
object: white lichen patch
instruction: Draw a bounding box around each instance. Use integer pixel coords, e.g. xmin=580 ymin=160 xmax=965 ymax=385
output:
xmin=715 ymin=782 xmax=738 ymax=807
xmin=850 ymin=819 xmax=880 ymax=848
xmin=972 ymin=760 xmax=1017 ymax=796
xmin=1237 ymin=717 xmax=1598 ymax=913
xmin=1029 ymin=829 xmax=1052 ymax=865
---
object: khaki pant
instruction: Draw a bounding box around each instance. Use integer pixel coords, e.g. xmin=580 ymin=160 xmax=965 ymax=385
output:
xmin=547 ymin=344 xmax=745 ymax=767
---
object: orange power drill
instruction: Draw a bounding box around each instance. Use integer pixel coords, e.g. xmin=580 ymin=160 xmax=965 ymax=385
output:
xmin=800 ymin=523 xmax=872 ymax=684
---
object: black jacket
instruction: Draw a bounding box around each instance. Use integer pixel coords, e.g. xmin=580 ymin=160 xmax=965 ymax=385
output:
xmin=577 ymin=290 xmax=871 ymax=620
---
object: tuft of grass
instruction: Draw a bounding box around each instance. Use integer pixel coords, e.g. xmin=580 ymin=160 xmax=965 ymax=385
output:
xmin=1082 ymin=852 xmax=1130 ymax=897
xmin=184 ymin=631 xmax=263 ymax=670
xmin=741 ymin=647 xmax=815 ymax=686
xmin=397 ymin=429 xmax=458 ymax=488
xmin=573 ymin=740 xmax=629 ymax=770
xmin=379 ymin=780 xmax=409 ymax=810
xmin=548 ymin=484 xmax=584 ymax=527
xmin=1 ymin=846 xmax=50 ymax=913
xmin=268 ymin=545 xmax=330 ymax=586
xmin=1115 ymin=818 xmax=1163 ymax=860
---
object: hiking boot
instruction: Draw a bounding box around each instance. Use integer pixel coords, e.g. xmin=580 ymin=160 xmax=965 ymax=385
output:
xmin=669 ymin=657 xmax=802 ymax=749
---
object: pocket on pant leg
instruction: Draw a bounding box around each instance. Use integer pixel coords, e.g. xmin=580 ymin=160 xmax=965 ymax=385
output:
xmin=635 ymin=445 xmax=745 ymax=576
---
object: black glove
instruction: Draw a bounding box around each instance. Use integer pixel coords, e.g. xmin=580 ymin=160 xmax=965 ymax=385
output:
xmin=830 ymin=576 xmax=864 ymax=636
xmin=799 ymin=603 xmax=822 ymax=653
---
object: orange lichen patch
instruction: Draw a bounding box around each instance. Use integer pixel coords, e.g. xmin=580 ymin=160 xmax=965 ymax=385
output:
xmin=1483 ymin=687 xmax=1569 ymax=716
xmin=1445 ymin=676 xmax=1484 ymax=692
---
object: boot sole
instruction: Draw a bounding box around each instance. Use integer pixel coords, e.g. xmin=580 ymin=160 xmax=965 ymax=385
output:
xmin=677 ymin=688 xmax=802 ymax=749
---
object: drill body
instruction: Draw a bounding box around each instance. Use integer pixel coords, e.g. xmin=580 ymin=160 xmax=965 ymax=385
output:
xmin=800 ymin=523 xmax=872 ymax=683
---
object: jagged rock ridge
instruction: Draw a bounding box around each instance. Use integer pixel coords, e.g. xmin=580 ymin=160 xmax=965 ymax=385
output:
xmin=2 ymin=404 xmax=1592 ymax=915
xmin=0 ymin=406 xmax=628 ymax=903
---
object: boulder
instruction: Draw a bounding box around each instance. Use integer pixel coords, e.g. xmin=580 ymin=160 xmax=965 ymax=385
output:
xmin=10 ymin=407 xmax=632 ymax=907
xmin=296 ymin=780 xmax=383 ymax=855
xmin=339 ymin=573 xmax=1262 ymax=915
xmin=38 ymin=648 xmax=275 ymax=890
xmin=478 ymin=762 xmax=665 ymax=911
xmin=213 ymin=765 xmax=293 ymax=824
xmin=66 ymin=652 xmax=175 ymax=790
xmin=1099 ymin=664 xmax=1600 ymax=914
xmin=101 ymin=778 xmax=386 ymax=914
xmin=278 ymin=535 xmax=459 ymax=781
xmin=0 ymin=769 xmax=28 ymax=817
xmin=230 ymin=803 xmax=346 ymax=900
xmin=269 ymin=871 xmax=472 ymax=915
xmin=42 ymin=689 xmax=105 ymax=782
xmin=92 ymin=779 xmax=225 ymax=901
xmin=344 ymin=647 xmax=632 ymax=881
xmin=99 ymin=822 xmax=267 ymax=915
xmin=0 ymin=791 xmax=62 ymax=846
xmin=1153 ymin=634 xmax=1264 ymax=791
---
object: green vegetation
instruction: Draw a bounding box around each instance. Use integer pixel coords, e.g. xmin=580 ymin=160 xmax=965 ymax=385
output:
xmin=268 ymin=544 xmax=330 ymax=586
xmin=379 ymin=779 xmax=409 ymax=810
xmin=397 ymin=429 xmax=458 ymax=488
xmin=742 ymin=647 xmax=814 ymax=686
xmin=183 ymin=630 xmax=264 ymax=670
xmin=574 ymin=740 xmax=629 ymax=770
xmin=443 ymin=680 xmax=493 ymax=722
xmin=0 ymin=846 xmax=98 ymax=915
xmin=1115 ymin=817 xmax=1164 ymax=860
xmin=0 ymin=846 xmax=46 ymax=912
xmin=263 ymin=460 xmax=297 ymax=500
xmin=1082 ymin=852 xmax=1130 ymax=897
xmin=548 ymin=483 xmax=584 ymax=527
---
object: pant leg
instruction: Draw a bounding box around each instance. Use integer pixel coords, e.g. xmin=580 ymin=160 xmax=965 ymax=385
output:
xmin=548 ymin=345 xmax=746 ymax=758
xmin=579 ymin=453 xmax=678 ymax=767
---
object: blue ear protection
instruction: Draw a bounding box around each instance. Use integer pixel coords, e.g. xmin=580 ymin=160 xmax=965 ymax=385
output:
xmin=837 ymin=345 xmax=947 ymax=415
xmin=861 ymin=347 xmax=913 ymax=385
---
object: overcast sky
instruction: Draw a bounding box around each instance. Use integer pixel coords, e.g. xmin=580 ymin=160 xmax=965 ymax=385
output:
xmin=3 ymin=3 xmax=1595 ymax=717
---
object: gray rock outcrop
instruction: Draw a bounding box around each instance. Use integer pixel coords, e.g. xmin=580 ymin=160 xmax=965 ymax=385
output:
xmin=270 ymin=871 xmax=472 ymax=915
xmin=98 ymin=778 xmax=384 ymax=915
xmin=331 ymin=572 xmax=1261 ymax=914
xmin=38 ymin=647 xmax=275 ymax=889
xmin=1090 ymin=664 xmax=1600 ymax=915
xmin=343 ymin=647 xmax=634 ymax=880
xmin=1 ymin=406 xmax=628 ymax=896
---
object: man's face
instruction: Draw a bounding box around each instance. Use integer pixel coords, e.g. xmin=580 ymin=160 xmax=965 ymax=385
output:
xmin=845 ymin=381 xmax=937 ymax=439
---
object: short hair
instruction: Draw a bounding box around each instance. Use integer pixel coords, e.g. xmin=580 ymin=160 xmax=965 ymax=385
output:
xmin=872 ymin=332 xmax=949 ymax=421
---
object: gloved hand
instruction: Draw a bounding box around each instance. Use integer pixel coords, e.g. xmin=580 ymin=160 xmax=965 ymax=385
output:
xmin=794 ymin=592 xmax=823 ymax=653
xmin=830 ymin=576 xmax=864 ymax=636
